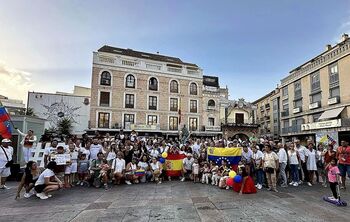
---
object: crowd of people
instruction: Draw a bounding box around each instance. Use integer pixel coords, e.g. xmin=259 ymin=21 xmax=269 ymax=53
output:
xmin=0 ymin=129 xmax=349 ymax=202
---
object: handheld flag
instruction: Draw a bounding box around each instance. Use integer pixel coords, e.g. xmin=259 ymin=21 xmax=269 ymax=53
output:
xmin=207 ymin=147 xmax=242 ymax=169
xmin=165 ymin=153 xmax=186 ymax=177
xmin=0 ymin=102 xmax=12 ymax=139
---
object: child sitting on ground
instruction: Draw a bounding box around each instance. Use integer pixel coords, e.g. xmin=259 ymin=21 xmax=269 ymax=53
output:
xmin=98 ymin=159 xmax=110 ymax=179
xmin=325 ymin=158 xmax=341 ymax=200
xmin=211 ymin=162 xmax=220 ymax=186
xmin=201 ymin=162 xmax=211 ymax=184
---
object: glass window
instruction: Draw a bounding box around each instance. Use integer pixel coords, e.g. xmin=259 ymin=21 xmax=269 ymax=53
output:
xmin=99 ymin=92 xmax=110 ymax=107
xmin=149 ymin=96 xmax=157 ymax=110
xmin=125 ymin=74 xmax=135 ymax=88
xmin=170 ymin=98 xmax=178 ymax=112
xmin=98 ymin=112 xmax=110 ymax=128
xmin=329 ymin=63 xmax=339 ymax=86
xmin=330 ymin=86 xmax=340 ymax=98
xmin=190 ymin=100 xmax=197 ymax=113
xmin=294 ymin=80 xmax=302 ymax=99
xmin=147 ymin=115 xmax=158 ymax=125
xmin=311 ymin=92 xmax=321 ymax=103
xmin=310 ymin=72 xmax=320 ymax=91
xmin=170 ymin=80 xmax=179 ymax=93
xmin=125 ymin=94 xmax=134 ymax=108
xmin=169 ymin=116 xmax=178 ymax=130
xmin=124 ymin=114 xmax=135 ymax=126
xmin=313 ymin=113 xmax=322 ymax=122
xmin=294 ymin=99 xmax=302 ymax=108
xmin=149 ymin=77 xmax=158 ymax=91
xmin=100 ymin=71 xmax=111 ymax=86
xmin=208 ymin=118 xmax=215 ymax=126
xmin=189 ymin=118 xmax=198 ymax=131
xmin=282 ymin=87 xmax=288 ymax=97
xmin=190 ymin=83 xmax=197 ymax=95
xmin=208 ymin=99 xmax=215 ymax=107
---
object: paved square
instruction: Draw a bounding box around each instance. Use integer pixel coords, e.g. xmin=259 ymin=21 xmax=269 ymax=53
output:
xmin=0 ymin=181 xmax=349 ymax=222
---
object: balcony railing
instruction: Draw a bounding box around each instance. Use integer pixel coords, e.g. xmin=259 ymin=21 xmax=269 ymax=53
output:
xmin=167 ymin=67 xmax=182 ymax=73
xmin=282 ymin=125 xmax=302 ymax=134
xmin=205 ymin=126 xmax=221 ymax=132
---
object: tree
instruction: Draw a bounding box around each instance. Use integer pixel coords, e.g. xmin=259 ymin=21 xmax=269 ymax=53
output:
xmin=57 ymin=117 xmax=73 ymax=136
xmin=25 ymin=108 xmax=36 ymax=117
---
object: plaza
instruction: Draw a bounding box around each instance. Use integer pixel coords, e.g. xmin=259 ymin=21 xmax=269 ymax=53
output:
xmin=1 ymin=181 xmax=349 ymax=222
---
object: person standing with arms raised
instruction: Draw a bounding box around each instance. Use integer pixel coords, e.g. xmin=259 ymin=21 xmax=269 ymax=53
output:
xmin=16 ymin=128 xmax=37 ymax=163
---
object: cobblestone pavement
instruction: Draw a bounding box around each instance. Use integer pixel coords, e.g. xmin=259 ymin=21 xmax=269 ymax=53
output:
xmin=0 ymin=181 xmax=349 ymax=222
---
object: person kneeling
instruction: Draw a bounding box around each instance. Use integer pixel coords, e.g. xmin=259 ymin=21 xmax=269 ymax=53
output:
xmin=233 ymin=165 xmax=257 ymax=194
xmin=34 ymin=161 xmax=63 ymax=200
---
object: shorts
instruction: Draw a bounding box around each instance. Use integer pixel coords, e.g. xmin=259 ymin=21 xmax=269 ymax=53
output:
xmin=0 ymin=168 xmax=11 ymax=177
xmin=34 ymin=184 xmax=46 ymax=193
xmin=338 ymin=164 xmax=350 ymax=177
xmin=65 ymin=162 xmax=78 ymax=174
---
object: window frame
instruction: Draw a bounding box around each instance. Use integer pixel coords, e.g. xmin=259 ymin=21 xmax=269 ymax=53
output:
xmin=190 ymin=99 xmax=198 ymax=113
xmin=169 ymin=116 xmax=179 ymax=131
xmin=100 ymin=71 xmax=112 ymax=86
xmin=147 ymin=115 xmax=158 ymax=125
xmin=170 ymin=98 xmax=178 ymax=112
xmin=170 ymin=80 xmax=179 ymax=93
xmin=99 ymin=91 xmax=111 ymax=107
xmin=125 ymin=93 xmax=135 ymax=108
xmin=189 ymin=82 xmax=198 ymax=95
xmin=148 ymin=96 xmax=158 ymax=110
xmin=97 ymin=112 xmax=110 ymax=128
xmin=148 ymin=77 xmax=158 ymax=91
xmin=189 ymin=117 xmax=198 ymax=131
xmin=125 ymin=74 xmax=136 ymax=88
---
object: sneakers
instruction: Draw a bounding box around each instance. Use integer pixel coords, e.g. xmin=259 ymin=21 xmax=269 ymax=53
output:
xmin=281 ymin=184 xmax=288 ymax=188
xmin=36 ymin=193 xmax=48 ymax=200
xmin=257 ymin=184 xmax=262 ymax=190
xmin=298 ymin=181 xmax=303 ymax=185
xmin=307 ymin=182 xmax=312 ymax=187
xmin=158 ymin=181 xmax=162 ymax=184
xmin=226 ymin=186 xmax=230 ymax=190
xmin=24 ymin=192 xmax=32 ymax=198
xmin=0 ymin=185 xmax=10 ymax=190
xmin=125 ymin=180 xmax=132 ymax=185
xmin=47 ymin=194 xmax=52 ymax=198
xmin=181 ymin=178 xmax=185 ymax=182
xmin=293 ymin=182 xmax=298 ymax=187
xmin=289 ymin=182 xmax=294 ymax=186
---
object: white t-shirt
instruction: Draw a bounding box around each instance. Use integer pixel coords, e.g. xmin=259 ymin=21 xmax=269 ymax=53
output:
xmin=35 ymin=169 xmax=55 ymax=186
xmin=183 ymin=158 xmax=194 ymax=170
xmin=111 ymin=158 xmax=125 ymax=173
xmin=278 ymin=148 xmax=288 ymax=164
xmin=0 ymin=146 xmax=13 ymax=168
xmin=69 ymin=150 xmax=79 ymax=162
xmin=252 ymin=150 xmax=263 ymax=166
xmin=242 ymin=149 xmax=253 ymax=163
xmin=288 ymin=150 xmax=299 ymax=165
xmin=44 ymin=146 xmax=57 ymax=156
xmin=297 ymin=145 xmax=307 ymax=162
xmin=150 ymin=149 xmax=159 ymax=158
xmin=106 ymin=151 xmax=116 ymax=161
xmin=263 ymin=152 xmax=279 ymax=169
xmin=150 ymin=162 xmax=160 ymax=171
xmin=192 ymin=144 xmax=201 ymax=156
xmin=90 ymin=144 xmax=102 ymax=160
xmin=138 ymin=161 xmax=149 ymax=170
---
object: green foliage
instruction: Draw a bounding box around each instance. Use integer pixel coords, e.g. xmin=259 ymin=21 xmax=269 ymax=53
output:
xmin=57 ymin=117 xmax=73 ymax=136
xmin=25 ymin=108 xmax=36 ymax=116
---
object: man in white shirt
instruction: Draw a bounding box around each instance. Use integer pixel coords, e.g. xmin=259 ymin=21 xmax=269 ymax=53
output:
xmin=191 ymin=139 xmax=201 ymax=157
xmin=295 ymin=139 xmax=308 ymax=183
xmin=277 ymin=143 xmax=288 ymax=187
xmin=181 ymin=153 xmax=194 ymax=181
xmin=0 ymin=139 xmax=13 ymax=189
xmin=89 ymin=138 xmax=102 ymax=160
xmin=252 ymin=146 xmax=264 ymax=189
xmin=111 ymin=152 xmax=125 ymax=185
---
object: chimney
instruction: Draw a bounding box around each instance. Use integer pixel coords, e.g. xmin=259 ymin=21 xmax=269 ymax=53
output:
xmin=341 ymin=33 xmax=349 ymax=42
xmin=325 ymin=44 xmax=332 ymax=51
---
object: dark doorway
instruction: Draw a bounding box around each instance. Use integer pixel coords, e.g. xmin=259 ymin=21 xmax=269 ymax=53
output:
xmin=235 ymin=113 xmax=244 ymax=124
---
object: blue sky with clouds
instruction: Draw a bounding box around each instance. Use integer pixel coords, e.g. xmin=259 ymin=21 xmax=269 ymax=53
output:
xmin=1 ymin=0 xmax=350 ymax=101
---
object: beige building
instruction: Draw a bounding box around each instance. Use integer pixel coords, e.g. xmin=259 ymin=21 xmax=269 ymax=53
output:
xmin=254 ymin=34 xmax=350 ymax=144
xmin=89 ymin=46 xmax=225 ymax=137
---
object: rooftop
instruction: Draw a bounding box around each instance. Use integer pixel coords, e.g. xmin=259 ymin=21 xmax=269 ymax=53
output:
xmin=98 ymin=45 xmax=198 ymax=67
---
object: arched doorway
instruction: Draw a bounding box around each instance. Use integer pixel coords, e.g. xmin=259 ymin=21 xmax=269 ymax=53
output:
xmin=233 ymin=133 xmax=249 ymax=142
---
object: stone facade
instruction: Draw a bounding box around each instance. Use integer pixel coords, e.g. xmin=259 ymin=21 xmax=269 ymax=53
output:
xmin=90 ymin=46 xmax=224 ymax=136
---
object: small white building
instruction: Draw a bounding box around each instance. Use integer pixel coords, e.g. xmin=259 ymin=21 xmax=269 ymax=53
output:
xmin=27 ymin=87 xmax=91 ymax=134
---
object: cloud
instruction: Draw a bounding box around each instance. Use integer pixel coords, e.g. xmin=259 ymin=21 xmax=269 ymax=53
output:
xmin=0 ymin=61 xmax=33 ymax=101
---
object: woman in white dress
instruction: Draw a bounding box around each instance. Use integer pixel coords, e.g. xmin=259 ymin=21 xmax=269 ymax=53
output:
xmin=305 ymin=143 xmax=317 ymax=187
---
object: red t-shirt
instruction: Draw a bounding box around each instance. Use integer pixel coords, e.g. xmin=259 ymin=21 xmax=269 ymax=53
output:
xmin=337 ymin=146 xmax=350 ymax=165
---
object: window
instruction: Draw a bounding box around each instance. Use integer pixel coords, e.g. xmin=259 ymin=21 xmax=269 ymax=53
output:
xmin=312 ymin=113 xmax=322 ymax=122
xmin=125 ymin=74 xmax=135 ymax=88
xmin=208 ymin=117 xmax=215 ymax=126
xmin=98 ymin=112 xmax=110 ymax=128
xmin=124 ymin=114 xmax=135 ymax=127
xmin=189 ymin=118 xmax=198 ymax=131
xmin=149 ymin=96 xmax=157 ymax=110
xmin=190 ymin=100 xmax=197 ymax=113
xmin=125 ymin=94 xmax=134 ymax=108
xmin=294 ymin=99 xmax=302 ymax=108
xmin=283 ymin=120 xmax=289 ymax=128
xmin=330 ymin=86 xmax=340 ymax=98
xmin=310 ymin=92 xmax=321 ymax=103
xmin=147 ymin=115 xmax=158 ymax=125
xmin=149 ymin=77 xmax=158 ymax=91
xmin=329 ymin=63 xmax=339 ymax=86
xmin=208 ymin=99 xmax=215 ymax=107
xmin=294 ymin=80 xmax=302 ymax=99
xmin=170 ymin=98 xmax=178 ymax=111
xmin=310 ymin=72 xmax=320 ymax=92
xmin=282 ymin=86 xmax=288 ymax=97
xmin=190 ymin=83 xmax=197 ymax=95
xmin=99 ymin=92 xmax=110 ymax=107
xmin=235 ymin=113 xmax=244 ymax=124
xmin=170 ymin=80 xmax=179 ymax=93
xmin=100 ymin=71 xmax=111 ymax=86
xmin=169 ymin=116 xmax=178 ymax=130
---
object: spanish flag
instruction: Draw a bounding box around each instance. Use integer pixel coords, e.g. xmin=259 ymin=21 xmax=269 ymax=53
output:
xmin=207 ymin=147 xmax=242 ymax=166
xmin=165 ymin=153 xmax=186 ymax=177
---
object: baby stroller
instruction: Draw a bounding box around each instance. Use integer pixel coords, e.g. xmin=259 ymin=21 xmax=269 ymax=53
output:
xmin=323 ymin=176 xmax=347 ymax=207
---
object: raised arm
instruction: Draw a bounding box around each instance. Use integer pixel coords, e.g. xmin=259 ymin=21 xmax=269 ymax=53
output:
xmin=16 ymin=128 xmax=26 ymax=137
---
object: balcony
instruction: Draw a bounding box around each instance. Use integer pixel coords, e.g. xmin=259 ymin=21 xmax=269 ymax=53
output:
xmin=265 ymin=104 xmax=271 ymax=110
xmin=260 ymin=107 xmax=264 ymax=112
xmin=328 ymin=96 xmax=340 ymax=105
xmin=122 ymin=60 xmax=138 ymax=67
xmin=224 ymin=118 xmax=259 ymax=128
xmin=293 ymin=107 xmax=302 ymax=114
xmin=167 ymin=67 xmax=182 ymax=73
xmin=282 ymin=125 xmax=302 ymax=134
xmin=205 ymin=126 xmax=221 ymax=132
xmin=281 ymin=110 xmax=289 ymax=117
xmin=207 ymin=106 xmax=216 ymax=111
xmin=309 ymin=101 xmax=321 ymax=110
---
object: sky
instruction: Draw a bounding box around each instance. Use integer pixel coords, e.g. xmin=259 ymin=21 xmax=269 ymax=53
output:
xmin=1 ymin=0 xmax=350 ymax=102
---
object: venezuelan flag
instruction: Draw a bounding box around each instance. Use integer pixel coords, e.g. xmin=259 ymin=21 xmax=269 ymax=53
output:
xmin=207 ymin=147 xmax=242 ymax=166
xmin=0 ymin=104 xmax=12 ymax=139
xmin=165 ymin=153 xmax=186 ymax=177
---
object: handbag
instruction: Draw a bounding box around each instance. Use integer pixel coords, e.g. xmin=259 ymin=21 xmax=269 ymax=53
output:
xmin=1 ymin=146 xmax=13 ymax=168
